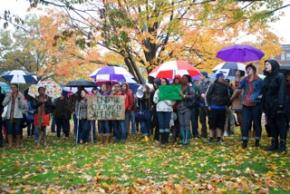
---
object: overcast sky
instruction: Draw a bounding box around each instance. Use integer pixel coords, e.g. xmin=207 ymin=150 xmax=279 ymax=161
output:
xmin=0 ymin=0 xmax=290 ymax=44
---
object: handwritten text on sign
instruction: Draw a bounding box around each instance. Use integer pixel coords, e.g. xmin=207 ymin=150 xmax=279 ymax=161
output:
xmin=87 ymin=96 xmax=125 ymax=120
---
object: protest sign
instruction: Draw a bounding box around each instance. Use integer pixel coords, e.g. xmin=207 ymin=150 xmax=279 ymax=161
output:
xmin=87 ymin=96 xmax=125 ymax=120
xmin=159 ymin=84 xmax=182 ymax=101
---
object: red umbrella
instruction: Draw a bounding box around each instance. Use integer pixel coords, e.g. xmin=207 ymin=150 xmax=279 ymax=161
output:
xmin=149 ymin=60 xmax=201 ymax=79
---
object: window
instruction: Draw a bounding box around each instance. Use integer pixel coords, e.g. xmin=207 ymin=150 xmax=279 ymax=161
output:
xmin=285 ymin=52 xmax=290 ymax=61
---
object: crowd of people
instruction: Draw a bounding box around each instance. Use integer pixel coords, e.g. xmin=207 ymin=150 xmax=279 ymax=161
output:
xmin=0 ymin=59 xmax=289 ymax=152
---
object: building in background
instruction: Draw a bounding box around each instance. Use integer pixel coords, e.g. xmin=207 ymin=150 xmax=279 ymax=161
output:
xmin=275 ymin=44 xmax=290 ymax=66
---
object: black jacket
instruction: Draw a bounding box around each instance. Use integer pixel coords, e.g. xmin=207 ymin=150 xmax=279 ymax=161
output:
xmin=206 ymin=80 xmax=230 ymax=106
xmin=262 ymin=59 xmax=287 ymax=116
xmin=32 ymin=95 xmax=54 ymax=114
xmin=53 ymin=97 xmax=71 ymax=119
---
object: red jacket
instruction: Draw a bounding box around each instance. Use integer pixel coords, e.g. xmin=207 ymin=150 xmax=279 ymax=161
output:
xmin=123 ymin=85 xmax=134 ymax=111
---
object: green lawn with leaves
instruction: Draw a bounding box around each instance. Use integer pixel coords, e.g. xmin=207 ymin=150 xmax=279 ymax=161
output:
xmin=0 ymin=135 xmax=289 ymax=193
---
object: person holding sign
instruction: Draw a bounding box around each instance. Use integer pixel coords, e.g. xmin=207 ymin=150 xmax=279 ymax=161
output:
xmin=112 ymin=83 xmax=126 ymax=143
xmin=153 ymin=78 xmax=175 ymax=145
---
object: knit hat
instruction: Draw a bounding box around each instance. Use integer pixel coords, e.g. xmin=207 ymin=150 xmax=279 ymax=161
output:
xmin=215 ymin=72 xmax=224 ymax=79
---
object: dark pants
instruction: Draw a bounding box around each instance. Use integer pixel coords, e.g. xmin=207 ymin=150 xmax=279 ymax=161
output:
xmin=191 ymin=107 xmax=199 ymax=138
xmin=241 ymin=105 xmax=262 ymax=141
xmin=0 ymin=117 xmax=3 ymax=146
xmin=140 ymin=110 xmax=151 ymax=136
xmin=199 ymin=106 xmax=208 ymax=138
xmin=77 ymin=119 xmax=89 ymax=143
xmin=55 ymin=117 xmax=70 ymax=137
xmin=27 ymin=121 xmax=34 ymax=137
xmin=267 ymin=113 xmax=287 ymax=142
xmin=113 ymin=120 xmax=126 ymax=142
xmin=51 ymin=115 xmax=56 ymax=133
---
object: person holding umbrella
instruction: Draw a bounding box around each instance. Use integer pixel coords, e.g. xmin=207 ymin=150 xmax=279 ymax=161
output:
xmin=2 ymin=84 xmax=27 ymax=148
xmin=33 ymin=87 xmax=54 ymax=146
xmin=262 ymin=59 xmax=287 ymax=153
xmin=75 ymin=89 xmax=90 ymax=144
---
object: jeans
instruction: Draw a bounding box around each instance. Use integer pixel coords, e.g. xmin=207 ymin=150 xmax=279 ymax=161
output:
xmin=178 ymin=109 xmax=191 ymax=144
xmin=241 ymin=105 xmax=262 ymax=141
xmin=140 ymin=110 xmax=151 ymax=136
xmin=34 ymin=126 xmax=47 ymax=145
xmin=99 ymin=120 xmax=111 ymax=134
xmin=199 ymin=106 xmax=208 ymax=137
xmin=76 ymin=119 xmax=89 ymax=143
xmin=55 ymin=117 xmax=70 ymax=137
xmin=27 ymin=121 xmax=34 ymax=137
xmin=113 ymin=120 xmax=126 ymax=142
xmin=157 ymin=112 xmax=171 ymax=133
xmin=6 ymin=119 xmax=22 ymax=135
xmin=125 ymin=111 xmax=136 ymax=134
xmin=191 ymin=107 xmax=199 ymax=137
xmin=88 ymin=120 xmax=97 ymax=142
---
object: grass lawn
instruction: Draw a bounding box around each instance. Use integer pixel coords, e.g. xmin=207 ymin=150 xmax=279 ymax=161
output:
xmin=0 ymin=135 xmax=289 ymax=193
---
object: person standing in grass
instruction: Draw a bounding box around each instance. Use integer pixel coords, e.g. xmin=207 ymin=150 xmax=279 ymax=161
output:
xmin=177 ymin=75 xmax=195 ymax=145
xmin=237 ymin=64 xmax=263 ymax=149
xmin=153 ymin=78 xmax=175 ymax=145
xmin=75 ymin=89 xmax=90 ymax=144
xmin=122 ymin=83 xmax=135 ymax=138
xmin=2 ymin=84 xmax=27 ymax=148
xmin=206 ymin=72 xmax=231 ymax=144
xmin=33 ymin=87 xmax=53 ymax=146
xmin=99 ymin=83 xmax=112 ymax=144
xmin=262 ymin=59 xmax=287 ymax=153
xmin=0 ymin=87 xmax=5 ymax=147
xmin=53 ymin=91 xmax=71 ymax=138
xmin=199 ymin=72 xmax=211 ymax=138
xmin=112 ymin=83 xmax=127 ymax=143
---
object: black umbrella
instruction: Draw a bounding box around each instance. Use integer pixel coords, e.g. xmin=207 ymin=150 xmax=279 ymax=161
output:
xmin=66 ymin=79 xmax=96 ymax=87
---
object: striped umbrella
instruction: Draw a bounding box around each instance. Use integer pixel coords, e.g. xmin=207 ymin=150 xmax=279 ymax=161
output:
xmin=212 ymin=62 xmax=245 ymax=78
xmin=90 ymin=65 xmax=136 ymax=83
xmin=149 ymin=60 xmax=201 ymax=79
xmin=1 ymin=70 xmax=37 ymax=84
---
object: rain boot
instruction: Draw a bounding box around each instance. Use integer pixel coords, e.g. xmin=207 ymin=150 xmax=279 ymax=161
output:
xmin=180 ymin=129 xmax=185 ymax=144
xmin=266 ymin=138 xmax=279 ymax=151
xmin=242 ymin=140 xmax=248 ymax=149
xmin=278 ymin=139 xmax=287 ymax=153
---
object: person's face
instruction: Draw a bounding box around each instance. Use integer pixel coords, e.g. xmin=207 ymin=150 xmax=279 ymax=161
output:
xmin=235 ymin=70 xmax=241 ymax=77
xmin=38 ymin=88 xmax=45 ymax=95
xmin=81 ymin=90 xmax=86 ymax=98
xmin=101 ymin=84 xmax=107 ymax=92
xmin=181 ymin=76 xmax=188 ymax=85
xmin=218 ymin=75 xmax=225 ymax=82
xmin=11 ymin=85 xmax=18 ymax=94
xmin=265 ymin=62 xmax=272 ymax=72
xmin=246 ymin=67 xmax=254 ymax=76
xmin=122 ymin=84 xmax=127 ymax=91
xmin=92 ymin=89 xmax=97 ymax=94
xmin=160 ymin=79 xmax=167 ymax=85
xmin=115 ymin=84 xmax=121 ymax=92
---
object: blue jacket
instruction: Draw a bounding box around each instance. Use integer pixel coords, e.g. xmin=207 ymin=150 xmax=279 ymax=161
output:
xmin=239 ymin=76 xmax=263 ymax=105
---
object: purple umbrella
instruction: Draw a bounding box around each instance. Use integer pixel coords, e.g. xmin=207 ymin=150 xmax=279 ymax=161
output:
xmin=216 ymin=44 xmax=264 ymax=62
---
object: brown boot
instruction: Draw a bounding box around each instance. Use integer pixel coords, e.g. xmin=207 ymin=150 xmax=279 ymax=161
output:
xmin=15 ymin=135 xmax=21 ymax=148
xmin=7 ymin=135 xmax=13 ymax=148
